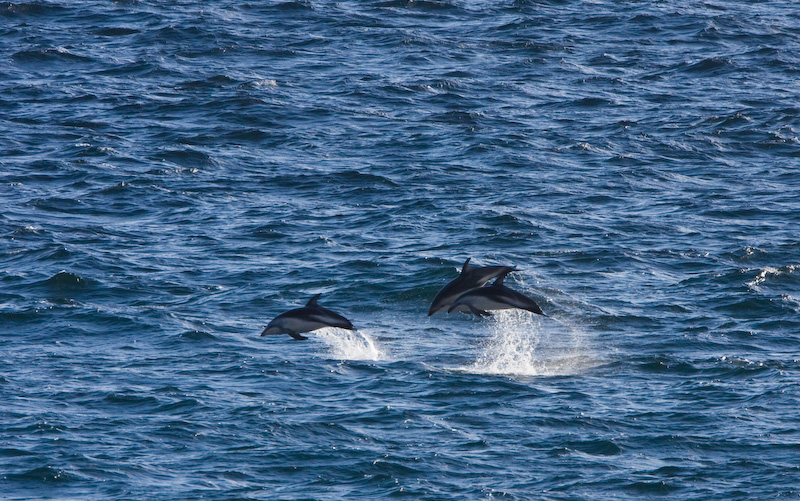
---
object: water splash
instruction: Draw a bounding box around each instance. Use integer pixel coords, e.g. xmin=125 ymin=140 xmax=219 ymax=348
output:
xmin=463 ymin=310 xmax=595 ymax=377
xmin=315 ymin=328 xmax=386 ymax=361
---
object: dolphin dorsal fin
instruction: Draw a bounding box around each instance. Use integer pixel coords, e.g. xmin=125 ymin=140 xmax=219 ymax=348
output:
xmin=306 ymin=294 xmax=321 ymax=307
xmin=493 ymin=272 xmax=508 ymax=287
xmin=461 ymin=258 xmax=472 ymax=274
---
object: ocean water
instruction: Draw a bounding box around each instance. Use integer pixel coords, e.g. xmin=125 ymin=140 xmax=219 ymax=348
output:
xmin=1 ymin=0 xmax=799 ymax=498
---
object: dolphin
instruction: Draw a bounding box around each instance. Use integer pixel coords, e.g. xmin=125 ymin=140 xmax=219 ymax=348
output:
xmin=261 ymin=294 xmax=355 ymax=340
xmin=447 ymin=273 xmax=545 ymax=317
xmin=428 ymin=258 xmax=517 ymax=316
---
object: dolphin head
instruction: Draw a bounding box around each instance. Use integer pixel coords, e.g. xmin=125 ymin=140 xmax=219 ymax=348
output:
xmin=261 ymin=323 xmax=284 ymax=336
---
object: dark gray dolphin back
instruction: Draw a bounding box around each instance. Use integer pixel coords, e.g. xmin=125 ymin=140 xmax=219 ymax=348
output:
xmin=261 ymin=293 xmax=355 ymax=339
xmin=447 ymin=272 xmax=545 ymax=316
xmin=428 ymin=258 xmax=517 ymax=316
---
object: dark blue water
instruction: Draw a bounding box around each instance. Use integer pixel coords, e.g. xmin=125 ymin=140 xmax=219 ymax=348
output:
xmin=2 ymin=1 xmax=800 ymax=498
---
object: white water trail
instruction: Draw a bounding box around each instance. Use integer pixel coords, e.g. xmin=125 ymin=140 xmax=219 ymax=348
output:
xmin=315 ymin=327 xmax=386 ymax=361
xmin=463 ymin=310 xmax=596 ymax=377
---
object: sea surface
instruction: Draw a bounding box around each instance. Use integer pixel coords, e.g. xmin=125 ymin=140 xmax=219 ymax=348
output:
xmin=2 ymin=0 xmax=800 ymax=499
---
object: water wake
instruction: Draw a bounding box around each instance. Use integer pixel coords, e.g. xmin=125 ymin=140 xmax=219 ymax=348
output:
xmin=315 ymin=328 xmax=386 ymax=361
xmin=463 ymin=310 xmax=594 ymax=377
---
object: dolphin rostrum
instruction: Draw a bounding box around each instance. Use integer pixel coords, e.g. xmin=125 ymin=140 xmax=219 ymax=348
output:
xmin=447 ymin=273 xmax=545 ymax=317
xmin=428 ymin=258 xmax=517 ymax=316
xmin=261 ymin=294 xmax=355 ymax=340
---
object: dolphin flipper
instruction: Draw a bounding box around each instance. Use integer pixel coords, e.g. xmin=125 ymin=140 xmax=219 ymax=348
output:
xmin=287 ymin=332 xmax=309 ymax=341
xmin=468 ymin=305 xmax=491 ymax=318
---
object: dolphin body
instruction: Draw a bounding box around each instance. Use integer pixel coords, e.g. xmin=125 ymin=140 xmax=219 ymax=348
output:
xmin=428 ymin=258 xmax=517 ymax=316
xmin=447 ymin=273 xmax=545 ymax=317
xmin=261 ymin=294 xmax=355 ymax=340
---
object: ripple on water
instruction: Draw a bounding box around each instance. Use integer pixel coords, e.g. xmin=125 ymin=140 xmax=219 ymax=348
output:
xmin=2 ymin=0 xmax=800 ymax=499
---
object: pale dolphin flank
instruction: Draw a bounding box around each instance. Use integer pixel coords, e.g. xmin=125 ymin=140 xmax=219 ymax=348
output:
xmin=261 ymin=294 xmax=355 ymax=340
xmin=428 ymin=258 xmax=517 ymax=316
xmin=447 ymin=273 xmax=545 ymax=317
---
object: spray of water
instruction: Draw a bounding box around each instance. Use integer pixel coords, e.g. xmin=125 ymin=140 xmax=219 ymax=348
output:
xmin=464 ymin=310 xmax=595 ymax=377
xmin=315 ymin=328 xmax=386 ymax=361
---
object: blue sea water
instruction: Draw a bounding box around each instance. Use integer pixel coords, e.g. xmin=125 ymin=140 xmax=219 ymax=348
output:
xmin=2 ymin=0 xmax=800 ymax=498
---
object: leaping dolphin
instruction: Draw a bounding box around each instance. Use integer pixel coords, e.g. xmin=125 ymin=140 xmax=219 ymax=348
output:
xmin=261 ymin=294 xmax=355 ymax=340
xmin=447 ymin=273 xmax=545 ymax=317
xmin=428 ymin=258 xmax=517 ymax=316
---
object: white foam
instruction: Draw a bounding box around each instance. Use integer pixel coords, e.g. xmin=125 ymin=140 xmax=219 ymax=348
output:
xmin=252 ymin=79 xmax=278 ymax=88
xmin=746 ymin=264 xmax=798 ymax=290
xmin=315 ymin=328 xmax=386 ymax=361
xmin=462 ymin=310 xmax=596 ymax=377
